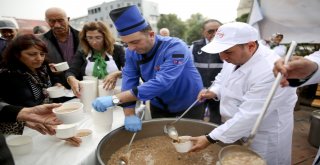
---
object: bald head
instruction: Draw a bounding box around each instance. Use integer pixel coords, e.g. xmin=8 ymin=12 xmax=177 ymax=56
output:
xmin=45 ymin=7 xmax=67 ymax=18
xmin=45 ymin=7 xmax=69 ymax=37
xmin=159 ymin=28 xmax=170 ymax=36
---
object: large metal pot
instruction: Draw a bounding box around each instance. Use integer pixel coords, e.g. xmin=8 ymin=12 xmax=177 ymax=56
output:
xmin=309 ymin=110 xmax=320 ymax=147
xmin=96 ymin=118 xmax=218 ymax=165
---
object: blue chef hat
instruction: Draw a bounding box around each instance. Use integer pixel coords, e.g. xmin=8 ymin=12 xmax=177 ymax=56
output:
xmin=109 ymin=5 xmax=149 ymax=36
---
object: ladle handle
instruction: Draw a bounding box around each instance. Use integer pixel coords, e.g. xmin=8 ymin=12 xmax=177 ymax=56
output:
xmin=171 ymin=82 xmax=216 ymax=125
xmin=171 ymin=99 xmax=198 ymax=125
xmin=246 ymin=41 xmax=297 ymax=147
xmin=126 ymin=108 xmax=145 ymax=153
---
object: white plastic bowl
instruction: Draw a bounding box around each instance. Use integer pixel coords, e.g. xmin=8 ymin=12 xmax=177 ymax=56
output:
xmin=47 ymin=86 xmax=65 ymax=98
xmin=172 ymin=136 xmax=193 ymax=153
xmin=53 ymin=62 xmax=69 ymax=72
xmin=53 ymin=102 xmax=84 ymax=124
xmin=7 ymin=135 xmax=33 ymax=155
xmin=55 ymin=124 xmax=78 ymax=139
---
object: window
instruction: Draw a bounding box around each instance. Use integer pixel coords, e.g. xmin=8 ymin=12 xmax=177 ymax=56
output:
xmin=110 ymin=5 xmax=113 ymax=9
xmin=117 ymin=4 xmax=120 ymax=8
xmin=137 ymin=3 xmax=141 ymax=7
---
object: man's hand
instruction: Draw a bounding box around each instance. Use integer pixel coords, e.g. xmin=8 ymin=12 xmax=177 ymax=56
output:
xmin=124 ymin=115 xmax=142 ymax=132
xmin=92 ymin=96 xmax=113 ymax=112
xmin=189 ymin=135 xmax=211 ymax=152
xmin=67 ymin=76 xmax=81 ymax=97
xmin=273 ymin=56 xmax=318 ymax=87
xmin=197 ymin=89 xmax=216 ymax=102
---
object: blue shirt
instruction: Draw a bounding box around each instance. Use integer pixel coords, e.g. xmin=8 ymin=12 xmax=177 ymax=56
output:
xmin=122 ymin=35 xmax=203 ymax=113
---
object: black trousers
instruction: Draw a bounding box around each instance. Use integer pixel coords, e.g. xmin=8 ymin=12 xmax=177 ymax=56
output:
xmin=150 ymin=102 xmax=204 ymax=120
xmin=205 ymin=99 xmax=222 ymax=124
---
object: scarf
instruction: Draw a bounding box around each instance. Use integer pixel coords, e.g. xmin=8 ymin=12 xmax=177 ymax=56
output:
xmin=92 ymin=51 xmax=108 ymax=79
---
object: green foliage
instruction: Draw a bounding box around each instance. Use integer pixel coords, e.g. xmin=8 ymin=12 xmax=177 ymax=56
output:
xmin=236 ymin=13 xmax=249 ymax=23
xmin=185 ymin=13 xmax=206 ymax=45
xmin=157 ymin=14 xmax=186 ymax=40
xmin=292 ymin=43 xmax=320 ymax=56
xmin=157 ymin=13 xmax=207 ymax=45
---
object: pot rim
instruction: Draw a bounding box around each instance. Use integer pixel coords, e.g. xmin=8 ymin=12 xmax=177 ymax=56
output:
xmin=96 ymin=118 xmax=218 ymax=164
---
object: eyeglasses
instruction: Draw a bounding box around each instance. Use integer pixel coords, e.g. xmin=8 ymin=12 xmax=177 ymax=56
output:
xmin=207 ymin=29 xmax=218 ymax=35
xmin=86 ymin=36 xmax=104 ymax=42
xmin=46 ymin=18 xmax=66 ymax=24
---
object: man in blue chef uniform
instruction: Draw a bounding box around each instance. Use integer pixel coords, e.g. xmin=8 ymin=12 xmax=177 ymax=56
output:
xmin=92 ymin=5 xmax=204 ymax=132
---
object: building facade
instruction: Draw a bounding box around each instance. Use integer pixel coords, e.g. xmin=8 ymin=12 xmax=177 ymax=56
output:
xmin=85 ymin=0 xmax=159 ymax=40
xmin=69 ymin=16 xmax=88 ymax=31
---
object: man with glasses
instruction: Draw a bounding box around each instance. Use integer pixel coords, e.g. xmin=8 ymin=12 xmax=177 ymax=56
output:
xmin=189 ymin=22 xmax=297 ymax=165
xmin=39 ymin=7 xmax=80 ymax=89
xmin=190 ymin=19 xmax=223 ymax=124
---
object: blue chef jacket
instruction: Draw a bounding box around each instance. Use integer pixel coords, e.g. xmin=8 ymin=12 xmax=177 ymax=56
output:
xmin=121 ymin=35 xmax=203 ymax=113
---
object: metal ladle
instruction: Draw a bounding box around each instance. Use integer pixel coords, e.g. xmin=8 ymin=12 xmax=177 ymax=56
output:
xmin=164 ymin=83 xmax=216 ymax=140
xmin=218 ymin=41 xmax=297 ymax=165
xmin=119 ymin=109 xmax=145 ymax=165
xmin=163 ymin=99 xmax=199 ymax=140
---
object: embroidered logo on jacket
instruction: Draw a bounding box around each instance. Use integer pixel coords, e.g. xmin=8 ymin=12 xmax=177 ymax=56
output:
xmin=172 ymin=54 xmax=184 ymax=65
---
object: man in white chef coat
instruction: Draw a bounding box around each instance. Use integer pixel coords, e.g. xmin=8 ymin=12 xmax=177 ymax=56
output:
xmin=273 ymin=50 xmax=320 ymax=165
xmin=189 ymin=22 xmax=297 ymax=165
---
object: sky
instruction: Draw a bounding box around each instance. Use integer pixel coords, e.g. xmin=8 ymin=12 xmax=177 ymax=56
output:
xmin=0 ymin=0 xmax=240 ymax=23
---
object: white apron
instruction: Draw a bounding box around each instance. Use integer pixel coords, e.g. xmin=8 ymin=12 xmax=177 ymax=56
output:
xmin=85 ymin=52 xmax=119 ymax=78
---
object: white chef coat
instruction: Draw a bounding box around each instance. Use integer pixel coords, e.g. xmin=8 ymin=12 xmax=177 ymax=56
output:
xmin=300 ymin=50 xmax=320 ymax=86
xmin=273 ymin=45 xmax=287 ymax=57
xmin=297 ymin=50 xmax=320 ymax=165
xmin=208 ymin=45 xmax=297 ymax=165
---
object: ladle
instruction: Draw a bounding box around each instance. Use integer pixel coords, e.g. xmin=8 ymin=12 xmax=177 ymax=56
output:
xmin=163 ymin=99 xmax=199 ymax=140
xmin=218 ymin=41 xmax=297 ymax=165
xmin=119 ymin=109 xmax=145 ymax=165
xmin=164 ymin=83 xmax=216 ymax=140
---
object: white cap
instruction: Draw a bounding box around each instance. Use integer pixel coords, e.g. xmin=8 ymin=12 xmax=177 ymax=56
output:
xmin=201 ymin=22 xmax=259 ymax=54
xmin=0 ymin=19 xmax=18 ymax=30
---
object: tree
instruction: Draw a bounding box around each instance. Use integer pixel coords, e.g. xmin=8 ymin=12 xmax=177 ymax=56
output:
xmin=236 ymin=13 xmax=249 ymax=23
xmin=157 ymin=14 xmax=186 ymax=40
xmin=185 ymin=13 xmax=206 ymax=45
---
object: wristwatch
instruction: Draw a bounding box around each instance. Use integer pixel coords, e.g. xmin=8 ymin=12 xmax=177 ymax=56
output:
xmin=112 ymin=95 xmax=120 ymax=106
xmin=205 ymin=134 xmax=217 ymax=144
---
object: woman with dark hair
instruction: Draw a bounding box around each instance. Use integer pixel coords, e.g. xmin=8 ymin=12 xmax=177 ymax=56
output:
xmin=65 ymin=21 xmax=125 ymax=97
xmin=0 ymin=34 xmax=64 ymax=135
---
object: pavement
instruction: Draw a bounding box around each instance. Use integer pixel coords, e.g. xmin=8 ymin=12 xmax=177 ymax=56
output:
xmin=292 ymin=105 xmax=319 ymax=165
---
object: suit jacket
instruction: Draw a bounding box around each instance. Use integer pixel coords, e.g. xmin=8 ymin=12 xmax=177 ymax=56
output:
xmin=39 ymin=26 xmax=80 ymax=88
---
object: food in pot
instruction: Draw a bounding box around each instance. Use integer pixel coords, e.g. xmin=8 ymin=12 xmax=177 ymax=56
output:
xmin=107 ymin=136 xmax=222 ymax=165
xmin=221 ymin=151 xmax=266 ymax=165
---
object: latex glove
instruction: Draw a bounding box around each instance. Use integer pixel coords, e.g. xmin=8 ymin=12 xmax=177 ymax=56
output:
xmin=125 ymin=115 xmax=142 ymax=132
xmin=92 ymin=96 xmax=113 ymax=112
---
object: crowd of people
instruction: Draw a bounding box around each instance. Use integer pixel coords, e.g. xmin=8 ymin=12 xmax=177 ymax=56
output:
xmin=1 ymin=4 xmax=319 ymax=165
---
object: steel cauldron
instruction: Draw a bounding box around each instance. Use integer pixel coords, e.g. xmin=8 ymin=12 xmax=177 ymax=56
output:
xmin=96 ymin=118 xmax=218 ymax=164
